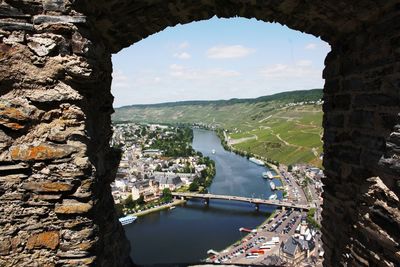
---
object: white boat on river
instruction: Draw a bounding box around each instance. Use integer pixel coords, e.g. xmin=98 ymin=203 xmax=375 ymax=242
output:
xmin=269 ymin=181 xmax=276 ymax=190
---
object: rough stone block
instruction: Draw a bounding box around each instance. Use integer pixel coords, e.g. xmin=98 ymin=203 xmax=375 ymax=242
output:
xmin=33 ymin=15 xmax=86 ymax=25
xmin=26 ymin=231 xmax=59 ymax=250
xmin=27 ymin=35 xmax=57 ymax=56
xmin=55 ymin=199 xmax=92 ymax=214
xmin=0 ymin=238 xmax=11 ymax=256
xmin=10 ymin=143 xmax=77 ymax=161
xmin=24 ymin=82 xmax=83 ymax=102
xmin=58 ymin=257 xmax=95 ymax=265
xmin=22 ymin=182 xmax=74 ymax=192
xmin=0 ymin=98 xmax=43 ymax=130
xmin=0 ymin=163 xmax=29 ymax=172
xmin=3 ymin=31 xmax=25 ymax=44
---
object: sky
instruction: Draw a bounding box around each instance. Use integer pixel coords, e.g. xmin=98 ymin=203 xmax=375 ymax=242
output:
xmin=111 ymin=17 xmax=330 ymax=107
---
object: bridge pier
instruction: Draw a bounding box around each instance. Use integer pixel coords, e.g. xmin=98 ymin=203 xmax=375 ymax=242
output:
xmin=254 ymin=203 xmax=259 ymax=211
xmin=204 ymin=198 xmax=209 ymax=206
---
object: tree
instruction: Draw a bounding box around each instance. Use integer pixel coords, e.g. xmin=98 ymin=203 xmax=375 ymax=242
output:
xmin=189 ymin=181 xmax=199 ymax=192
xmin=137 ymin=195 xmax=145 ymax=205
xmin=123 ymin=194 xmax=135 ymax=209
xmin=155 ymin=164 xmax=162 ymax=171
xmin=288 ymin=165 xmax=293 ymax=172
xmin=306 ymin=208 xmax=321 ymax=229
xmin=161 ymin=188 xmax=172 ymax=202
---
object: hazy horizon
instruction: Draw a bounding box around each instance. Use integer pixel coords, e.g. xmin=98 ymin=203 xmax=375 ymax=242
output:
xmin=115 ymin=87 xmax=322 ymax=107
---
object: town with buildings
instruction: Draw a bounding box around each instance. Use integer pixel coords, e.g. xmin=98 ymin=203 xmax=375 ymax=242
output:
xmin=110 ymin=123 xmax=215 ymax=215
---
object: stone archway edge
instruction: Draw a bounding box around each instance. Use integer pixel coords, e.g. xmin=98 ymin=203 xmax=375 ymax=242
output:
xmin=0 ymin=1 xmax=399 ymax=266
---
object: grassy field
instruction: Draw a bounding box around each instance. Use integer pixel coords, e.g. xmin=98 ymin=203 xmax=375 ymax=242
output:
xmin=113 ymin=89 xmax=323 ymax=167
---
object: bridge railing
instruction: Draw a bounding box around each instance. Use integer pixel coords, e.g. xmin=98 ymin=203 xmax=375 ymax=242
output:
xmin=171 ymin=192 xmax=310 ymax=210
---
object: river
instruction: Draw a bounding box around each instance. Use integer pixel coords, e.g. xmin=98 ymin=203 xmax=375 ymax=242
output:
xmin=124 ymin=129 xmax=282 ymax=265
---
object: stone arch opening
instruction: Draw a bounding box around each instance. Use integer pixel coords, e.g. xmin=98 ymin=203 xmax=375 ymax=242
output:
xmin=0 ymin=1 xmax=399 ymax=267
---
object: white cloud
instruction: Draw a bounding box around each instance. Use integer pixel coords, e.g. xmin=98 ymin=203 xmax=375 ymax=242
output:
xmin=206 ymin=45 xmax=254 ymax=59
xmin=174 ymin=52 xmax=191 ymax=59
xmin=259 ymin=63 xmax=320 ymax=79
xmin=207 ymin=68 xmax=240 ymax=77
xmin=296 ymin=60 xmax=313 ymax=67
xmin=305 ymin=43 xmax=317 ymax=50
xmin=169 ymin=64 xmax=185 ymax=77
xmin=178 ymin=41 xmax=189 ymax=49
xmin=112 ymin=70 xmax=130 ymax=88
xmin=169 ymin=64 xmax=240 ymax=79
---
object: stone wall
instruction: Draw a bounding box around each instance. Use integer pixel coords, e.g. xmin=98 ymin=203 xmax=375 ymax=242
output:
xmin=0 ymin=0 xmax=399 ymax=266
xmin=0 ymin=1 xmax=132 ymax=266
xmin=322 ymin=14 xmax=400 ymax=266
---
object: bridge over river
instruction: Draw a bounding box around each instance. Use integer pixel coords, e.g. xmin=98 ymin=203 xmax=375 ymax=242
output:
xmin=172 ymin=192 xmax=312 ymax=211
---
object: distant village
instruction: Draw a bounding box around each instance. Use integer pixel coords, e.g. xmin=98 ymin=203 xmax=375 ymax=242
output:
xmin=110 ymin=123 xmax=213 ymax=212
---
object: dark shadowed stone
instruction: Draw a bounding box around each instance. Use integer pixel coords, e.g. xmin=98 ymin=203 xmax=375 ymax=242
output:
xmin=43 ymin=0 xmax=66 ymax=12
xmin=0 ymin=3 xmax=30 ymax=18
xmin=0 ymin=20 xmax=33 ymax=31
xmin=71 ymin=31 xmax=90 ymax=55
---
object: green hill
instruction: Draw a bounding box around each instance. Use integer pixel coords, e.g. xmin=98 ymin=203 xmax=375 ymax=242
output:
xmin=113 ymin=89 xmax=324 ymax=166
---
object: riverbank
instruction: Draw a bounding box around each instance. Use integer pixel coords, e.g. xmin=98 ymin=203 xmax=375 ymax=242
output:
xmin=130 ymin=199 xmax=186 ymax=217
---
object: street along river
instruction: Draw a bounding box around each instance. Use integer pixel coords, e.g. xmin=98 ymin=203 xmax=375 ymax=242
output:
xmin=124 ymin=128 xmax=282 ymax=265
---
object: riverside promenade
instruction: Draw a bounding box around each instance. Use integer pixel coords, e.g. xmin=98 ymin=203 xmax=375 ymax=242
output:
xmin=131 ymin=199 xmax=186 ymax=217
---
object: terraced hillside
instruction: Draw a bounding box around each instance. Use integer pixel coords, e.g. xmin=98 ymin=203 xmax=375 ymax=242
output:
xmin=228 ymin=105 xmax=323 ymax=167
xmin=113 ymin=89 xmax=323 ymax=166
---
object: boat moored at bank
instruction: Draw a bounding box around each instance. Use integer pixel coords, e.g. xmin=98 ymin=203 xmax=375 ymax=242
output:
xmin=119 ymin=215 xmax=137 ymax=225
xmin=262 ymin=171 xmax=274 ymax=179
xmin=249 ymin=157 xmax=264 ymax=166
xmin=269 ymin=193 xmax=278 ymax=200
